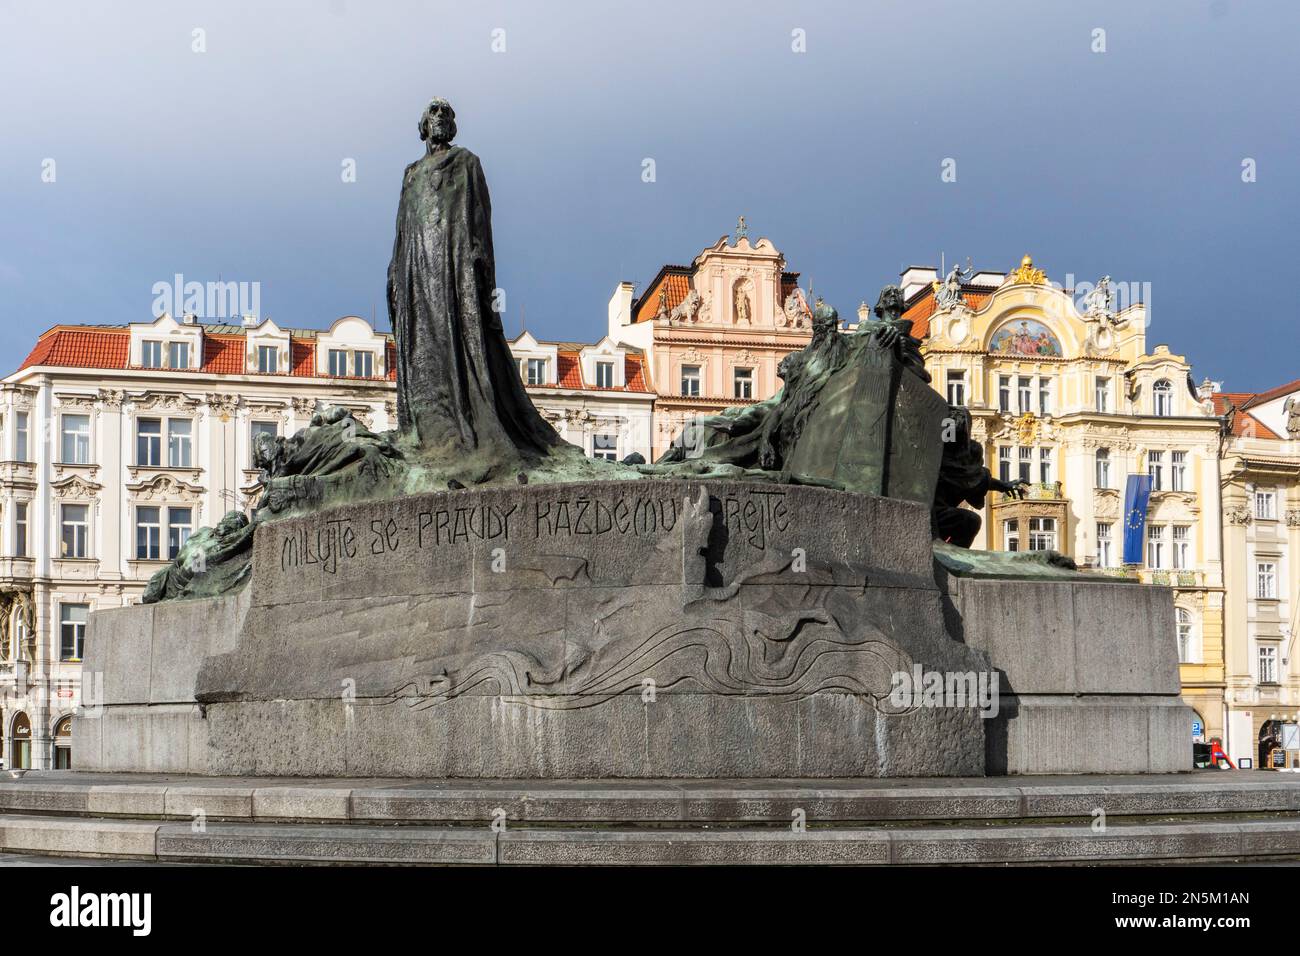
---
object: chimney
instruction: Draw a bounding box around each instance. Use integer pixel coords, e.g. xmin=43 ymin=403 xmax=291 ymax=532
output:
xmin=182 ymin=312 xmax=198 ymax=325
xmin=242 ymin=314 xmax=258 ymax=328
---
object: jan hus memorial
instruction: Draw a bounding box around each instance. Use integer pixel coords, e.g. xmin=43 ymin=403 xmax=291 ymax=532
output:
xmin=74 ymin=99 xmax=1191 ymax=781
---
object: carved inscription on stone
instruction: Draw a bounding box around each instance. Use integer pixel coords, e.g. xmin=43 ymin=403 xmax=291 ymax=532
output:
xmin=277 ymin=488 xmax=788 ymax=575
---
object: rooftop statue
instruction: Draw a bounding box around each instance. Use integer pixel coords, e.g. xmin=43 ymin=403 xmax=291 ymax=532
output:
xmin=934 ymin=261 xmax=972 ymax=312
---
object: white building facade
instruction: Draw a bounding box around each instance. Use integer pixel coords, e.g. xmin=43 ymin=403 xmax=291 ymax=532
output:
xmin=0 ymin=314 xmax=654 ymax=769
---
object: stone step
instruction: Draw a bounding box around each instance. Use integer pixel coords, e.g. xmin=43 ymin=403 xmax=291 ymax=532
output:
xmin=3 ymin=771 xmax=1299 ymax=826
xmin=3 ymin=813 xmax=1300 ymax=865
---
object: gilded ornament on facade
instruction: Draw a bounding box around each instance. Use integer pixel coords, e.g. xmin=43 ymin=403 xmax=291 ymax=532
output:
xmin=1015 ymin=411 xmax=1038 ymax=444
xmin=1006 ymin=254 xmax=1047 ymax=286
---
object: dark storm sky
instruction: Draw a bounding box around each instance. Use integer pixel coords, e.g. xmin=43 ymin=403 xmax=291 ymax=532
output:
xmin=2 ymin=0 xmax=1296 ymax=389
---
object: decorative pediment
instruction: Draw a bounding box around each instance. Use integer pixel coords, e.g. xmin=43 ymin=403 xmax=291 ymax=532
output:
xmin=55 ymin=392 xmax=99 ymax=411
xmin=129 ymin=390 xmax=201 ymax=413
xmin=246 ymin=399 xmax=290 ymax=417
xmin=51 ymin=474 xmax=102 ymax=499
xmin=126 ymin=473 xmax=205 ymax=501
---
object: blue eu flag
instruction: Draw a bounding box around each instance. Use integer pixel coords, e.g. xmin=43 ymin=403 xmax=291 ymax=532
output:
xmin=1122 ymin=474 xmax=1152 ymax=564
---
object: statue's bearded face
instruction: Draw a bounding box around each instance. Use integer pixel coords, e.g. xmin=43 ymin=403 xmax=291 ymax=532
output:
xmin=421 ymin=99 xmax=457 ymax=145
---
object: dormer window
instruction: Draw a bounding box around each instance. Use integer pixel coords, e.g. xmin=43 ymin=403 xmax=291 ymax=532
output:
xmin=142 ymin=341 xmax=163 ymax=369
xmin=328 ymin=349 xmax=374 ymax=377
xmin=526 ymin=358 xmax=547 ymax=386
xmin=595 ymin=361 xmax=614 ymax=389
xmin=258 ymin=345 xmax=279 ymax=374
xmin=168 ymin=341 xmax=190 ymax=369
xmin=1153 ymin=379 xmax=1173 ymax=417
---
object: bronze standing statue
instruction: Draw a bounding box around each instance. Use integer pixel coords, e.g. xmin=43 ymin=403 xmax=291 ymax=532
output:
xmin=387 ymin=97 xmax=561 ymax=466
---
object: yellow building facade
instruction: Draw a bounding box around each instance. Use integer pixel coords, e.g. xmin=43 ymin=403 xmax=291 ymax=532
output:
xmin=905 ymin=258 xmax=1225 ymax=742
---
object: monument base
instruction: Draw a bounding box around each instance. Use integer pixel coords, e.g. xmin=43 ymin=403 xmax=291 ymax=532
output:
xmin=75 ymin=482 xmax=1190 ymax=778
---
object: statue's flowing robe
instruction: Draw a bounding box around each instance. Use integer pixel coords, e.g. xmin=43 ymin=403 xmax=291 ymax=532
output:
xmin=387 ymin=145 xmax=559 ymax=459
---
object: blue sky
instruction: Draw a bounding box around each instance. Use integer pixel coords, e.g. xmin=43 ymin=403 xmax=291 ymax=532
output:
xmin=2 ymin=0 xmax=1296 ymax=389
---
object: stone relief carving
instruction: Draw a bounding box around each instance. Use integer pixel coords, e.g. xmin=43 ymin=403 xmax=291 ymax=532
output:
xmin=667 ymin=288 xmax=704 ymax=325
xmin=129 ymin=391 xmax=200 ymax=413
xmin=51 ymin=475 xmax=102 ymax=499
xmin=206 ymin=393 xmax=242 ymax=418
xmin=126 ymin=473 xmax=205 ymax=501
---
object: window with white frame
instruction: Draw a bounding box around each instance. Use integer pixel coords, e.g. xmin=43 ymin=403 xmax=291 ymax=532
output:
xmin=595 ymin=361 xmax=615 ymax=389
xmin=1017 ymin=376 xmax=1033 ymax=413
xmin=168 ymin=419 xmax=192 ymax=467
xmin=1096 ymin=521 xmax=1114 ymax=568
xmin=141 ymin=340 xmax=163 ymax=369
xmin=681 ymin=365 xmax=701 ymax=397
xmin=946 ymin=370 xmax=966 ymax=407
xmin=353 ymin=350 xmax=374 ymax=378
xmin=1038 ymin=447 xmax=1053 ymax=484
xmin=734 ymin=367 xmax=753 ymax=400
xmin=1095 ymin=376 xmax=1110 ymax=413
xmin=1003 ymin=519 xmax=1019 ymax=552
xmin=60 ymin=504 xmax=88 ymax=559
xmin=1095 ymin=447 xmax=1111 ymax=489
xmin=1259 ymin=645 xmax=1278 ymax=684
xmin=1172 ymin=525 xmax=1190 ymax=569
xmin=328 ymin=349 xmax=348 ymax=377
xmin=1028 ymin=517 xmax=1057 ymax=551
xmin=15 ymin=503 xmax=27 ymax=558
xmin=60 ymin=603 xmax=88 ymax=662
xmin=592 ymin=433 xmax=618 ymax=461
xmin=1038 ymin=378 xmax=1052 ymax=415
xmin=998 ymin=376 xmax=1011 ymax=412
xmin=1153 ymin=379 xmax=1173 ymax=417
xmin=136 ymin=506 xmax=162 ymax=560
xmin=167 ymin=341 xmax=190 ymax=369
xmin=525 ymin=358 xmax=547 ymax=386
xmin=137 ymin=419 xmax=162 ymax=466
xmin=15 ymin=411 xmax=28 ymax=462
xmin=1170 ymin=450 xmax=1187 ymax=492
xmin=1146 ymin=524 xmax=1166 ymax=569
xmin=1257 ymin=561 xmax=1278 ymax=599
xmin=1255 ymin=489 xmax=1277 ymax=520
xmin=1147 ymin=450 xmax=1164 ymax=491
xmin=257 ymin=345 xmax=279 ymax=374
xmin=61 ymin=414 xmax=90 ymax=464
xmin=168 ymin=507 xmax=193 ymax=559
xmin=998 ymin=446 xmax=1012 ymax=483
xmin=1017 ymin=447 xmax=1032 ymax=483
xmin=1176 ymin=608 xmax=1194 ymax=663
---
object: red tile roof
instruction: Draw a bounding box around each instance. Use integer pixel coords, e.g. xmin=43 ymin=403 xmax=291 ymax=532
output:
xmin=14 ymin=324 xmax=388 ymax=381
xmin=201 ymin=333 xmax=245 ymax=375
xmin=19 ymin=328 xmax=130 ymax=371
xmin=555 ymin=352 xmax=582 ymax=389
xmin=902 ymin=288 xmax=992 ymax=341
xmin=1213 ymin=391 xmax=1284 ymax=439
xmin=625 ymin=354 xmax=648 ymax=392
xmin=290 ymin=339 xmax=315 ymax=377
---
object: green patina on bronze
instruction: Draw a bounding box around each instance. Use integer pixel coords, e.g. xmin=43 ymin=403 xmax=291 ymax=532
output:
xmin=143 ymin=100 xmax=1081 ymax=603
